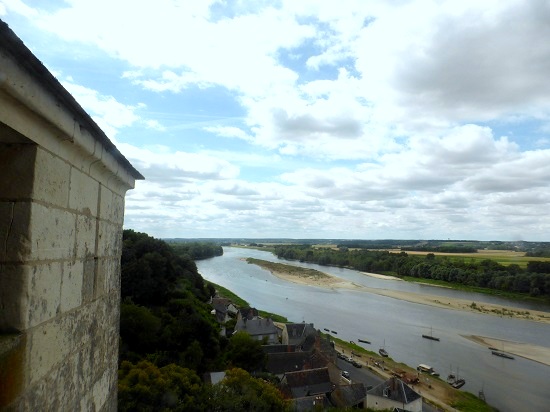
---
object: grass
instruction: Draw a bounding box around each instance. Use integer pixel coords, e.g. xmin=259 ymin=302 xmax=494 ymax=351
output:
xmin=451 ymin=391 xmax=497 ymax=412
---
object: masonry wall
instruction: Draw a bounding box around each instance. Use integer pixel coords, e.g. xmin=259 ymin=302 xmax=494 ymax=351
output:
xmin=0 ymin=23 xmax=140 ymax=411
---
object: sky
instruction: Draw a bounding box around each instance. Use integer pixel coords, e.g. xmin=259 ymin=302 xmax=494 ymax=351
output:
xmin=2 ymin=0 xmax=550 ymax=241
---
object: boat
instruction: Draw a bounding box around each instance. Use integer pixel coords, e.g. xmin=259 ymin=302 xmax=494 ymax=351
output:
xmin=379 ymin=339 xmax=389 ymax=357
xmin=450 ymin=367 xmax=465 ymax=389
xmin=422 ymin=326 xmax=440 ymax=341
xmin=358 ymin=339 xmax=371 ymax=344
xmin=492 ymin=350 xmax=514 ymax=359
xmin=323 ymin=328 xmax=329 ymax=332
xmin=452 ymin=377 xmax=466 ymax=389
xmin=331 ymin=330 xmax=338 ymax=334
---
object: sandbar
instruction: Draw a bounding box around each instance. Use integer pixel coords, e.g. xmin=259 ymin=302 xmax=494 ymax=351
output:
xmin=261 ymin=265 xmax=550 ymax=325
xmin=463 ymin=335 xmax=550 ymax=367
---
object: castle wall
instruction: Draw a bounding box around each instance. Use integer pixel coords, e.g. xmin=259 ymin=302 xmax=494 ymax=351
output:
xmin=0 ymin=20 xmax=141 ymax=411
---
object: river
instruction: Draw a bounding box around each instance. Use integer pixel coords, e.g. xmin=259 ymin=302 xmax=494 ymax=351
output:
xmin=197 ymin=247 xmax=550 ymax=412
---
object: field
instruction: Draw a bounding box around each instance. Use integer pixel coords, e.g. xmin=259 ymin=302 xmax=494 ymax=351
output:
xmin=383 ymin=249 xmax=550 ymax=268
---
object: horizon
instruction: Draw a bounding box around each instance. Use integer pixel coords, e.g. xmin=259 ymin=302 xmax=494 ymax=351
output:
xmin=3 ymin=1 xmax=550 ymax=241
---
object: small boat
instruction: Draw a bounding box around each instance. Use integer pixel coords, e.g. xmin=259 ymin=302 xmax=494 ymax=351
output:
xmin=449 ymin=366 xmax=465 ymax=389
xmin=323 ymin=328 xmax=329 ymax=332
xmin=331 ymin=330 xmax=338 ymax=334
xmin=492 ymin=351 xmax=514 ymax=359
xmin=422 ymin=326 xmax=440 ymax=341
xmin=358 ymin=339 xmax=371 ymax=344
xmin=452 ymin=378 xmax=466 ymax=389
xmin=379 ymin=339 xmax=388 ymax=357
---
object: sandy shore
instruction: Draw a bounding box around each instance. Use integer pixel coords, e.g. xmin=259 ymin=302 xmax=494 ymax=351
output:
xmin=463 ymin=335 xmax=550 ymax=366
xmin=265 ymin=266 xmax=550 ymax=325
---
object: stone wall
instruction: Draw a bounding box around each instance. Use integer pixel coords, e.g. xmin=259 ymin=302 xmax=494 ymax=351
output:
xmin=0 ymin=20 xmax=142 ymax=411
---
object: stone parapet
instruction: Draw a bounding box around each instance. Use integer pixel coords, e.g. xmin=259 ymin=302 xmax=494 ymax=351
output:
xmin=0 ymin=19 xmax=142 ymax=411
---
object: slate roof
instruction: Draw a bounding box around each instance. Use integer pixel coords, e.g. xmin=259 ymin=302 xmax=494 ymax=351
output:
xmin=262 ymin=344 xmax=297 ymax=354
xmin=367 ymin=377 xmax=421 ymax=405
xmin=267 ymin=352 xmax=310 ymax=375
xmin=235 ymin=317 xmax=278 ymax=337
xmin=282 ymin=367 xmax=333 ymax=398
xmin=292 ymin=394 xmax=331 ymax=411
xmin=330 ymin=383 xmax=366 ymax=408
xmin=238 ymin=307 xmax=259 ymax=320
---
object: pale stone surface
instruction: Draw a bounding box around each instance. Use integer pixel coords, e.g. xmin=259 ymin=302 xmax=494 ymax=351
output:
xmin=60 ymin=260 xmax=83 ymax=312
xmin=33 ymin=148 xmax=70 ymax=207
xmin=2 ymin=201 xmax=32 ymax=262
xmin=26 ymin=262 xmax=63 ymax=328
xmin=28 ymin=202 xmax=75 ymax=261
xmin=0 ymin=264 xmax=27 ymax=331
xmin=76 ymin=214 xmax=97 ymax=259
xmin=69 ymin=167 xmax=99 ymax=217
xmin=97 ymin=220 xmax=122 ymax=258
xmin=99 ymin=185 xmax=125 ymax=224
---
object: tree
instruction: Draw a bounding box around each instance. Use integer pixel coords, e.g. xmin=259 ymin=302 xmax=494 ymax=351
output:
xmin=225 ymin=331 xmax=267 ymax=372
xmin=118 ymin=360 xmax=205 ymax=412
xmin=206 ymin=368 xmax=289 ymax=412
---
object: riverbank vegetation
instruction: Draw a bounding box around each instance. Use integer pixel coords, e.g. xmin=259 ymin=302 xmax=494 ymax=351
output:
xmin=272 ymin=245 xmax=550 ymax=300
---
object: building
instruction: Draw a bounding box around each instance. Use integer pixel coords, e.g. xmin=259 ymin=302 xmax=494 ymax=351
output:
xmin=366 ymin=377 xmax=423 ymax=412
xmin=0 ymin=19 xmax=142 ymax=410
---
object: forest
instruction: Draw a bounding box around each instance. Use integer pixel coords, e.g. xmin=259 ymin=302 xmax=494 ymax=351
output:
xmin=118 ymin=230 xmax=288 ymax=411
xmin=272 ymin=245 xmax=550 ymax=299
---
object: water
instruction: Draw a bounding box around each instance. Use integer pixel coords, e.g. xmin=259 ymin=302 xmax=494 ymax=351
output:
xmin=197 ymin=247 xmax=550 ymax=412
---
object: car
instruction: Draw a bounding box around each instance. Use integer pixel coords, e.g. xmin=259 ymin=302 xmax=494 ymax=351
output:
xmin=352 ymin=361 xmax=362 ymax=368
xmin=341 ymin=370 xmax=350 ymax=379
xmin=337 ymin=352 xmax=346 ymax=359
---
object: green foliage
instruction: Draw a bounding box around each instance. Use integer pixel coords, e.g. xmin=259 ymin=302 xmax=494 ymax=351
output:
xmin=118 ymin=360 xmax=205 ymax=412
xmin=120 ymin=300 xmax=161 ymax=354
xmin=170 ymin=242 xmax=223 ymax=260
xmin=207 ymin=368 xmax=289 ymax=412
xmin=451 ymin=391 xmax=497 ymax=412
xmin=225 ymin=331 xmax=267 ymax=372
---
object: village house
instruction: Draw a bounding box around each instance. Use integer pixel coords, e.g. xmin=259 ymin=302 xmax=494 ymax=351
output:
xmin=366 ymin=377 xmax=423 ymax=412
xmin=234 ymin=316 xmax=279 ymax=344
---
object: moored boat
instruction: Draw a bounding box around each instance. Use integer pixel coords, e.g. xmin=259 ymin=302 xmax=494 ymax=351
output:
xmin=358 ymin=339 xmax=371 ymax=344
xmin=492 ymin=350 xmax=514 ymax=359
xmin=422 ymin=326 xmax=440 ymax=341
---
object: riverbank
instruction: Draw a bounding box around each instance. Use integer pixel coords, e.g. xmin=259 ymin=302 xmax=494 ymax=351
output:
xmin=247 ymin=258 xmax=550 ymax=325
xmin=463 ymin=335 xmax=550 ymax=367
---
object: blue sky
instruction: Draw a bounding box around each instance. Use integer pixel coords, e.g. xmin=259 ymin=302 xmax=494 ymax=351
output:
xmin=2 ymin=0 xmax=550 ymax=240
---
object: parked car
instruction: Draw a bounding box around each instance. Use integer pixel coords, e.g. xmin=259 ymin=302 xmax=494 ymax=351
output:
xmin=341 ymin=370 xmax=350 ymax=379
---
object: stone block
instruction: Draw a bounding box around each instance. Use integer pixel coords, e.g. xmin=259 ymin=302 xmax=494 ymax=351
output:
xmin=99 ymin=186 xmax=125 ymax=224
xmin=76 ymin=215 xmax=97 ymax=259
xmin=0 ymin=201 xmax=31 ymax=262
xmin=69 ymin=167 xmax=99 ymax=217
xmin=60 ymin=261 xmax=83 ymax=312
xmin=81 ymin=258 xmax=97 ymax=304
xmin=28 ymin=202 xmax=75 ymax=261
xmin=33 ymin=148 xmax=70 ymax=208
xmin=0 ymin=263 xmax=62 ymax=331
xmin=97 ymin=221 xmax=122 ymax=258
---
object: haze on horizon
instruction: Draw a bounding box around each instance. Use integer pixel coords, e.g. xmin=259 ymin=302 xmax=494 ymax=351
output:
xmin=2 ymin=0 xmax=550 ymax=241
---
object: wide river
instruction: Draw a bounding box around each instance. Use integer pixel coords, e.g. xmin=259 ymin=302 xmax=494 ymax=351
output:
xmin=197 ymin=247 xmax=550 ymax=412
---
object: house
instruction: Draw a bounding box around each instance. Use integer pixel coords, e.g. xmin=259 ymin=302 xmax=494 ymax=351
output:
xmin=291 ymin=394 xmax=331 ymax=411
xmin=366 ymin=377 xmax=423 ymax=412
xmin=210 ymin=297 xmax=238 ymax=324
xmin=282 ymin=323 xmax=317 ymax=346
xmin=330 ymin=383 xmax=366 ymax=409
xmin=237 ymin=307 xmax=259 ymax=321
xmin=280 ymin=367 xmax=333 ymax=399
xmin=234 ymin=317 xmax=279 ymax=344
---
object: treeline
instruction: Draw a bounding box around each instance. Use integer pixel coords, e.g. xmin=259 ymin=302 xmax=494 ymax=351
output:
xmin=170 ymin=242 xmax=224 ymax=260
xmin=119 ymin=230 xmax=288 ymax=411
xmin=273 ymin=245 xmax=550 ymax=299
